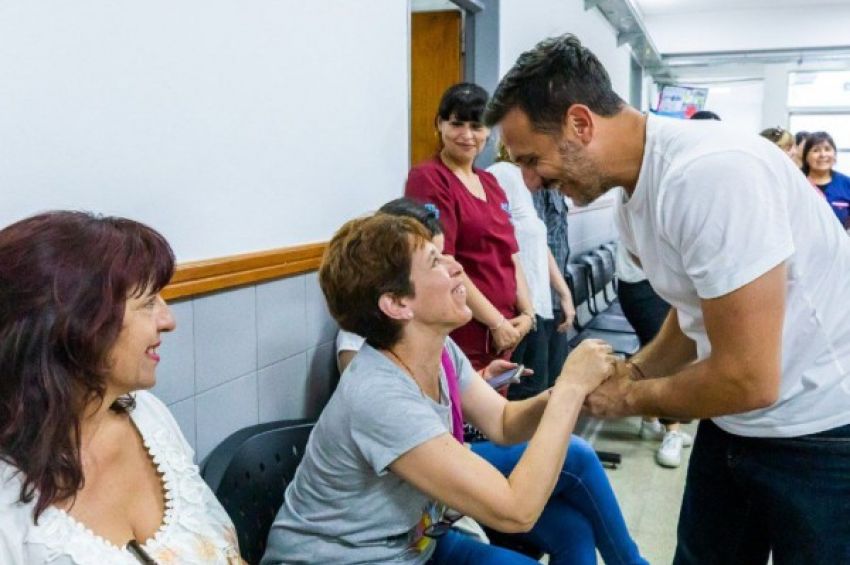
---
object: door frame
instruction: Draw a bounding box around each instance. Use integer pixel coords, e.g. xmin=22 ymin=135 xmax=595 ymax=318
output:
xmin=407 ymin=0 xmax=499 ymax=168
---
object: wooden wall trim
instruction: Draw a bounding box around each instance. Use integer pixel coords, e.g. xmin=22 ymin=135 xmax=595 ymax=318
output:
xmin=161 ymin=197 xmax=615 ymax=301
xmin=163 ymin=242 xmax=327 ymax=301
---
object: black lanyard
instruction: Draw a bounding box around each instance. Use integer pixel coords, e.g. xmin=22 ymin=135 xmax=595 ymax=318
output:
xmin=126 ymin=539 xmax=158 ymax=564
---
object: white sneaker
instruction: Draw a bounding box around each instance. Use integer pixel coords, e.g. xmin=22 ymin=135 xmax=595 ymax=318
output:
xmin=656 ymin=430 xmax=686 ymax=468
xmin=639 ymin=419 xmax=665 ymax=441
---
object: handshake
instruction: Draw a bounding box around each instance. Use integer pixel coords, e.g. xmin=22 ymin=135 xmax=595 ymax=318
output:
xmin=555 ymin=339 xmax=649 ymax=418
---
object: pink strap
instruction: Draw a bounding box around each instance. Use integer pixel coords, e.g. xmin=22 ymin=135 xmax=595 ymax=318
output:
xmin=441 ymin=348 xmax=465 ymax=444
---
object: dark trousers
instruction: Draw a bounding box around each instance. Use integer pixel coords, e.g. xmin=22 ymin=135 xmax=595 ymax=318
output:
xmin=508 ymin=315 xmax=570 ymax=399
xmin=544 ymin=313 xmax=568 ymax=388
xmin=616 ymin=279 xmax=670 ymax=347
xmin=617 ymin=280 xmax=684 ymax=425
xmin=509 ymin=316 xmax=548 ymax=400
xmin=674 ymin=419 xmax=850 ymax=565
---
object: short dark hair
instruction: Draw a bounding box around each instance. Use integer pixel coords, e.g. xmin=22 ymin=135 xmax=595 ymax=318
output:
xmin=437 ymin=83 xmax=489 ymax=124
xmin=484 ymin=34 xmax=624 ymax=133
xmin=801 ymin=131 xmax=836 ymax=176
xmin=378 ymin=197 xmax=443 ymax=238
xmin=795 ymin=130 xmax=810 ymax=145
xmin=689 ymin=110 xmax=721 ymax=121
xmin=0 ymin=211 xmax=174 ymax=522
xmin=319 ymin=214 xmax=431 ymax=350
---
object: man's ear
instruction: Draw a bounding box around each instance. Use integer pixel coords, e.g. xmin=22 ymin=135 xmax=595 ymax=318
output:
xmin=564 ymin=104 xmax=594 ymax=145
xmin=378 ymin=293 xmax=413 ymax=321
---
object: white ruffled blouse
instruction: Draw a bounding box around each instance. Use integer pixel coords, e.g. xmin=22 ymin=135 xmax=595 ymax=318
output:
xmin=0 ymin=391 xmax=241 ymax=564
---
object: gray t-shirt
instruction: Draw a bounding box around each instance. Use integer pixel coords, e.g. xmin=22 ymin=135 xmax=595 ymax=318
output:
xmin=262 ymin=339 xmax=474 ymax=564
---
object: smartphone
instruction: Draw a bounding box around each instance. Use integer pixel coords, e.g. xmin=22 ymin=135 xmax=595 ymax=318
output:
xmin=487 ymin=364 xmax=524 ymax=389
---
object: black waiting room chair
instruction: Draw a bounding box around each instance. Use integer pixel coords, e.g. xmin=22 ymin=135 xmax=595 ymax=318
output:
xmin=565 ymin=263 xmax=639 ymax=357
xmin=201 ymin=419 xmax=315 ymax=565
xmin=201 ymin=418 xmax=555 ymax=561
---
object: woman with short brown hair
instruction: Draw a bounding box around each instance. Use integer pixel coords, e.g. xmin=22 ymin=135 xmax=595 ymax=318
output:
xmin=264 ymin=212 xmax=646 ymax=564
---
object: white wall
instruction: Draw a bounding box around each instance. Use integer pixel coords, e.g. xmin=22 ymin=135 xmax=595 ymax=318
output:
xmin=498 ymin=0 xmax=633 ymax=99
xmin=761 ymin=64 xmax=791 ymax=129
xmin=0 ymin=1 xmax=409 ymax=262
xmin=699 ymin=80 xmax=765 ymax=133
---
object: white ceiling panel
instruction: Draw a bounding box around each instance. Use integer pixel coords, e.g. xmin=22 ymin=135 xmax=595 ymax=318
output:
xmin=632 ymin=0 xmax=850 ymax=57
xmin=635 ymin=0 xmax=850 ymax=17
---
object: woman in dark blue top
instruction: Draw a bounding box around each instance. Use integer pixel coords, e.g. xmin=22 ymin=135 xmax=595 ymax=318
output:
xmin=803 ymin=131 xmax=850 ymax=229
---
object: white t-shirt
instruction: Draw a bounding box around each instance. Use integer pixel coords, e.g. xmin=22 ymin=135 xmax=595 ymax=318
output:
xmin=336 ymin=329 xmax=365 ymax=355
xmin=612 ymin=197 xmax=647 ymax=284
xmin=617 ymin=113 xmax=850 ymax=437
xmin=0 ymin=391 xmax=241 ymax=565
xmin=487 ymin=161 xmax=554 ymax=319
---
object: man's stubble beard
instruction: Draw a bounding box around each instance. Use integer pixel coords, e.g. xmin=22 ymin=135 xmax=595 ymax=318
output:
xmin=556 ymin=138 xmax=614 ymax=206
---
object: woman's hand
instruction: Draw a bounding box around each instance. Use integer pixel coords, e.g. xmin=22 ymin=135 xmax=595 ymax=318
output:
xmin=557 ymin=296 xmax=576 ymax=333
xmin=480 ymin=359 xmax=533 ymax=381
xmin=509 ymin=314 xmax=534 ymax=339
xmin=555 ymin=339 xmax=615 ymax=395
xmin=491 ymin=320 xmax=521 ymax=353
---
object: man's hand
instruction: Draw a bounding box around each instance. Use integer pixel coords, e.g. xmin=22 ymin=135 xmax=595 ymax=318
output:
xmin=614 ymin=359 xmax=638 ymax=380
xmin=584 ymin=362 xmax=639 ymax=418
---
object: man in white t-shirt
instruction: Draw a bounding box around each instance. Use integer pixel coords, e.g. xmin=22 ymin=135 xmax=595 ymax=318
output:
xmin=485 ymin=33 xmax=850 ymax=564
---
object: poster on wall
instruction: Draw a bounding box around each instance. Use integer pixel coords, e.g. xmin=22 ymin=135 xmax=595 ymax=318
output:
xmin=654 ymin=85 xmax=709 ymax=119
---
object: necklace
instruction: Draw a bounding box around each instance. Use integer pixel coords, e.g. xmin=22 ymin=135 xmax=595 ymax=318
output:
xmin=385 ymin=348 xmax=436 ymax=400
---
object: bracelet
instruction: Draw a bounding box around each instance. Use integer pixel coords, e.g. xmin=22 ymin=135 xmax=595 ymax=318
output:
xmin=488 ymin=315 xmax=506 ymax=331
xmin=626 ymin=360 xmax=648 ymax=380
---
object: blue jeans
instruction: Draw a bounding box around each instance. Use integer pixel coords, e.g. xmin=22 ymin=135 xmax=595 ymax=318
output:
xmin=429 ymin=529 xmax=539 ymax=564
xmin=675 ymin=419 xmax=850 ymax=564
xmin=430 ymin=437 xmax=645 ymax=564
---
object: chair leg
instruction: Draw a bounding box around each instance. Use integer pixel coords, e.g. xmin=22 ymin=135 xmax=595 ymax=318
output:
xmin=596 ymin=450 xmax=622 ymax=469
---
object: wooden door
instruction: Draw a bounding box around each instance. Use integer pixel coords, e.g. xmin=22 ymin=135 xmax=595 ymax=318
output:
xmin=410 ymin=11 xmax=463 ymax=167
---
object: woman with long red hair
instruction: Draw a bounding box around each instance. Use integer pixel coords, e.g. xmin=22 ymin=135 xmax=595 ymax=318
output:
xmin=0 ymin=211 xmax=242 ymax=564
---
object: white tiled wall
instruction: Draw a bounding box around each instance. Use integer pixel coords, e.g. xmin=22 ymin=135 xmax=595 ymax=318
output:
xmin=152 ymin=271 xmax=338 ymax=462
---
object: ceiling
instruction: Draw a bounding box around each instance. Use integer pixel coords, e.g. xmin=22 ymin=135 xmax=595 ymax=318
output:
xmin=626 ymin=0 xmax=850 ymax=80
xmin=634 ymin=0 xmax=850 ymax=17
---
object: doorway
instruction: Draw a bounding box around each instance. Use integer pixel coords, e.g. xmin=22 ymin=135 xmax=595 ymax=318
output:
xmin=410 ymin=8 xmax=464 ymax=166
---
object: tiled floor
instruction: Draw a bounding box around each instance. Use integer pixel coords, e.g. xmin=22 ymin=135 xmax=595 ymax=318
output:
xmin=584 ymin=417 xmax=698 ymax=564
